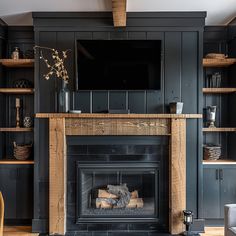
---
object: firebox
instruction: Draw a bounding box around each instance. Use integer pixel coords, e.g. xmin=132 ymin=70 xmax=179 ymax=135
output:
xmin=77 ymin=163 xmax=159 ymax=222
xmin=67 ymin=136 xmax=169 ymax=232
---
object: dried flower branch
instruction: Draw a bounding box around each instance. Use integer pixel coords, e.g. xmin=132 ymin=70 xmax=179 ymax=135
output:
xmin=34 ymin=45 xmax=71 ymax=83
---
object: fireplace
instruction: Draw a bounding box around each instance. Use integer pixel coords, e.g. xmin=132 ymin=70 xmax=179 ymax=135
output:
xmin=35 ymin=113 xmax=202 ymax=235
xmin=77 ymin=164 xmax=158 ymax=220
xmin=67 ymin=136 xmax=168 ymax=229
xmin=67 ymin=136 xmax=169 ymax=231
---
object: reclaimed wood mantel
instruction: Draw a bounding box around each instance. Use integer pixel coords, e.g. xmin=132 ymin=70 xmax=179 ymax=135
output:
xmin=35 ymin=113 xmax=202 ymax=235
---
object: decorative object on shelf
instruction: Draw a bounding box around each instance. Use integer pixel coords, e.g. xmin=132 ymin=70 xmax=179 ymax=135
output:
xmin=69 ymin=110 xmax=81 ymax=114
xmin=206 ymin=72 xmax=221 ymax=88
xmin=205 ymin=53 xmax=227 ymax=59
xmin=23 ymin=116 xmax=33 ymax=128
xmin=23 ymin=49 xmax=34 ymax=59
xmin=169 ymin=102 xmax=183 ymax=114
xmin=11 ymin=47 xmax=20 ymax=60
xmin=34 ymin=45 xmax=71 ymax=112
xmin=58 ymin=80 xmax=70 ymax=112
xmin=204 ymin=144 xmax=221 ymax=160
xmin=206 ymin=105 xmax=217 ymax=128
xmin=13 ymin=78 xmax=33 ymax=88
xmin=15 ymin=98 xmax=21 ymax=128
xmin=13 ymin=141 xmax=32 ymax=160
xmin=182 ymin=210 xmax=199 ymax=236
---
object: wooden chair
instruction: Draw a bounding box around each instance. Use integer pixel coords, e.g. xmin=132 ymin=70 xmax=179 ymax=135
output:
xmin=0 ymin=192 xmax=4 ymax=236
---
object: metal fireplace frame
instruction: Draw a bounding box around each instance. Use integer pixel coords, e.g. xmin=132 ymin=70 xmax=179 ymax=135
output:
xmin=76 ymin=162 xmax=159 ymax=223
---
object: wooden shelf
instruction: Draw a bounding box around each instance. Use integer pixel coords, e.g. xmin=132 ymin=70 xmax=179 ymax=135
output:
xmin=203 ymin=88 xmax=236 ymax=94
xmin=0 ymin=159 xmax=34 ymax=165
xmin=0 ymin=88 xmax=34 ymax=94
xmin=203 ymin=58 xmax=236 ymax=67
xmin=0 ymin=127 xmax=33 ymax=132
xmin=0 ymin=59 xmax=34 ymax=67
xmin=203 ymin=127 xmax=236 ymax=132
xmin=203 ymin=160 xmax=236 ymax=165
xmin=35 ymin=113 xmax=203 ymax=119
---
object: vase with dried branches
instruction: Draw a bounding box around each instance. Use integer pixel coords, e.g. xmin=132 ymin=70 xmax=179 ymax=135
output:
xmin=34 ymin=45 xmax=71 ymax=112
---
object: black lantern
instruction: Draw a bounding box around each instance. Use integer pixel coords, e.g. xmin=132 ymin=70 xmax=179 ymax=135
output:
xmin=182 ymin=210 xmax=199 ymax=236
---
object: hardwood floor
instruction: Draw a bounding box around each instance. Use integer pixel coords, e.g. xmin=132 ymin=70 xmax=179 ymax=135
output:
xmin=2 ymin=226 xmax=224 ymax=236
xmin=201 ymin=227 xmax=224 ymax=236
xmin=3 ymin=226 xmax=38 ymax=236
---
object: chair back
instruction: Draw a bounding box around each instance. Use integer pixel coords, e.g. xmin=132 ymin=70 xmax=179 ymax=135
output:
xmin=0 ymin=192 xmax=4 ymax=236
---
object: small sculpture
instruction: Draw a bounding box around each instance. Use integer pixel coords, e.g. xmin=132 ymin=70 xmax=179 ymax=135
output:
xmin=15 ymin=98 xmax=20 ymax=128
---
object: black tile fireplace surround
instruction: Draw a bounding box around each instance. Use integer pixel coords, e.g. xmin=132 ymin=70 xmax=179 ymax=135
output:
xmin=66 ymin=136 xmax=169 ymax=235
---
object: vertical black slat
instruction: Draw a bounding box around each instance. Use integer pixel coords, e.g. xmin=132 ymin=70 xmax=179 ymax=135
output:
xmin=72 ymin=91 xmax=91 ymax=113
xmin=0 ymin=166 xmax=17 ymax=219
xmin=128 ymin=32 xmax=146 ymax=40
xmin=110 ymin=32 xmax=128 ymax=40
xmin=109 ymin=91 xmax=126 ymax=110
xmin=57 ymin=32 xmax=75 ymax=91
xmin=128 ymin=91 xmax=146 ymax=114
xmin=182 ymin=32 xmax=198 ymax=215
xmin=92 ymin=91 xmax=108 ymax=113
xmin=37 ymin=31 xmax=57 ymax=112
xmin=38 ymin=181 xmax=49 ymax=219
xmin=146 ymin=90 xmax=164 ymax=113
xmin=92 ymin=32 xmax=110 ymax=40
xmin=219 ymin=167 xmax=236 ymax=218
xmin=16 ymin=166 xmax=33 ymax=219
xmin=164 ymin=32 xmax=182 ymax=110
xmin=75 ymin=32 xmax=93 ymax=40
xmin=203 ymin=167 xmax=220 ymax=218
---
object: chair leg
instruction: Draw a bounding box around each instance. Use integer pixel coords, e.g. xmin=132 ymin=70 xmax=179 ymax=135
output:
xmin=0 ymin=192 xmax=4 ymax=236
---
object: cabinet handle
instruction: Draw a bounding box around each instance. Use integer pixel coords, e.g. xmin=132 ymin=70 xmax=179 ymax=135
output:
xmin=219 ymin=169 xmax=223 ymax=180
xmin=216 ymin=169 xmax=219 ymax=180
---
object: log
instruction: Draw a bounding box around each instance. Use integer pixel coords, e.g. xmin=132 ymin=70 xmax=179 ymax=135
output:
xmin=98 ymin=189 xmax=118 ymax=199
xmin=96 ymin=197 xmax=143 ymax=209
xmin=98 ymin=189 xmax=139 ymax=199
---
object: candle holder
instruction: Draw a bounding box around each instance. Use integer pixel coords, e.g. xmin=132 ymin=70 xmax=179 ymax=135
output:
xmin=206 ymin=106 xmax=217 ymax=128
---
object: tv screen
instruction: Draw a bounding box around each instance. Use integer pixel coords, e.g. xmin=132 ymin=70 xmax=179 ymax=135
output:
xmin=76 ymin=40 xmax=162 ymax=90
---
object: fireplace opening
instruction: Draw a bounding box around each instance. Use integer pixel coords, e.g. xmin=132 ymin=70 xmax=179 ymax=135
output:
xmin=77 ymin=163 xmax=159 ymax=221
xmin=67 ymin=136 xmax=169 ymax=231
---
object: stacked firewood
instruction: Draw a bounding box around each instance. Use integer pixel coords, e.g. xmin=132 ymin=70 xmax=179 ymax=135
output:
xmin=95 ymin=184 xmax=144 ymax=209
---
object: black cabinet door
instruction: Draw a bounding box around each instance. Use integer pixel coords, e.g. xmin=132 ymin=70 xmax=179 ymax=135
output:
xmin=220 ymin=167 xmax=236 ymax=218
xmin=0 ymin=165 xmax=33 ymax=220
xmin=0 ymin=166 xmax=17 ymax=219
xmin=16 ymin=167 xmax=33 ymax=219
xmin=203 ymin=167 xmax=220 ymax=218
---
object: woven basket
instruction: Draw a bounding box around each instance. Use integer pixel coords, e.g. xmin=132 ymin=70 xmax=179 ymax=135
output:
xmin=204 ymin=145 xmax=221 ymax=160
xmin=13 ymin=142 xmax=32 ymax=160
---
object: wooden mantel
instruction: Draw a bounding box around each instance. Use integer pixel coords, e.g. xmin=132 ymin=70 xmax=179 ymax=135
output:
xmin=35 ymin=113 xmax=202 ymax=235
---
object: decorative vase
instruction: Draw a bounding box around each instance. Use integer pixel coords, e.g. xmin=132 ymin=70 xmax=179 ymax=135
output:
xmin=58 ymin=80 xmax=70 ymax=113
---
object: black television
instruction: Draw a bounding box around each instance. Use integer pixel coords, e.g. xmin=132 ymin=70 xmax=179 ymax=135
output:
xmin=76 ymin=40 xmax=162 ymax=90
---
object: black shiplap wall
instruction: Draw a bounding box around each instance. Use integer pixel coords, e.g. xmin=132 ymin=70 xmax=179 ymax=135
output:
xmin=32 ymin=12 xmax=205 ymax=232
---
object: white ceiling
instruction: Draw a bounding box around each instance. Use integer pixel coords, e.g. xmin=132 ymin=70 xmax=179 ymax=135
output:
xmin=0 ymin=0 xmax=236 ymax=26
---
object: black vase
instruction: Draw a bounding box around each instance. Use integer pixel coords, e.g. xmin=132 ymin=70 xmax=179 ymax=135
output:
xmin=58 ymin=80 xmax=70 ymax=113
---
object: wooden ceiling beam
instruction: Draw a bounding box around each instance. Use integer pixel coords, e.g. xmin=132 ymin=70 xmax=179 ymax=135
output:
xmin=112 ymin=0 xmax=127 ymax=27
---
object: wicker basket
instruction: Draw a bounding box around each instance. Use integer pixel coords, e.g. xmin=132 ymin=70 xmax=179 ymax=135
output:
xmin=204 ymin=145 xmax=221 ymax=160
xmin=13 ymin=142 xmax=32 ymax=160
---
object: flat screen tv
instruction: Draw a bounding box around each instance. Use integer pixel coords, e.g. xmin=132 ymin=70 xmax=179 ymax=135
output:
xmin=76 ymin=40 xmax=162 ymax=90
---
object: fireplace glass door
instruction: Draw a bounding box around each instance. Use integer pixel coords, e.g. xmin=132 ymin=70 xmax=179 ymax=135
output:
xmin=77 ymin=163 xmax=159 ymax=222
